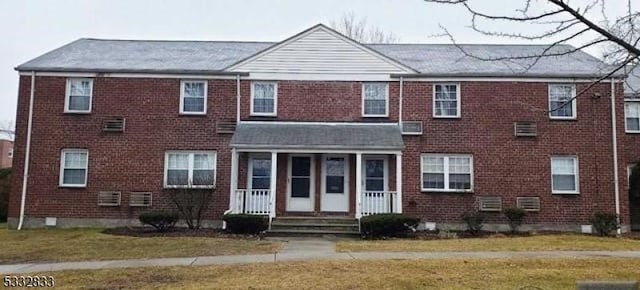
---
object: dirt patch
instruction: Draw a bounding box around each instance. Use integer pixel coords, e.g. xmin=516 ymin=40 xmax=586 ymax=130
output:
xmin=102 ymin=227 xmax=264 ymax=239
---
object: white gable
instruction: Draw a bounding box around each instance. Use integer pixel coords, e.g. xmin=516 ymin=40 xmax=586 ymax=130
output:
xmin=228 ymin=25 xmax=415 ymax=75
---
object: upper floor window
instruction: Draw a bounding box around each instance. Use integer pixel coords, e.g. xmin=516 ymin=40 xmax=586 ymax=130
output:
xmin=65 ymin=78 xmax=93 ymax=113
xmin=548 ymin=84 xmax=576 ymax=119
xmin=421 ymin=154 xmax=473 ymax=192
xmin=59 ymin=149 xmax=88 ymax=187
xmin=164 ymin=151 xmax=216 ymax=188
xmin=180 ymin=80 xmax=207 ymax=115
xmin=625 ymin=99 xmax=640 ymax=133
xmin=551 ymin=155 xmax=579 ymax=194
xmin=433 ymin=84 xmax=460 ymax=118
xmin=251 ymin=82 xmax=277 ymax=116
xmin=362 ymin=82 xmax=388 ymax=117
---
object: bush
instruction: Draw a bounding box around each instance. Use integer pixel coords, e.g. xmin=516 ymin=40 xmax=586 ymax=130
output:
xmin=223 ymin=214 xmax=268 ymax=234
xmin=360 ymin=213 xmax=420 ymax=238
xmin=139 ymin=211 xmax=179 ymax=232
xmin=503 ymin=208 xmax=526 ymax=234
xmin=0 ymin=168 xmax=10 ymax=223
xmin=461 ymin=211 xmax=486 ymax=236
xmin=590 ymin=212 xmax=619 ymax=237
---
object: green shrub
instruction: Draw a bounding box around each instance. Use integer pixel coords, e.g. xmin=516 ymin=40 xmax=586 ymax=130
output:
xmin=461 ymin=211 xmax=486 ymax=236
xmin=590 ymin=213 xmax=619 ymax=237
xmin=0 ymin=168 xmax=10 ymax=223
xmin=139 ymin=211 xmax=179 ymax=232
xmin=503 ymin=208 xmax=526 ymax=234
xmin=360 ymin=213 xmax=420 ymax=238
xmin=223 ymin=214 xmax=268 ymax=234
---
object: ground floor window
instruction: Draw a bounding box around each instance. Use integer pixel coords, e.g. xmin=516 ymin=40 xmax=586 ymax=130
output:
xmin=60 ymin=149 xmax=88 ymax=187
xmin=551 ymin=155 xmax=578 ymax=194
xmin=164 ymin=151 xmax=216 ymax=188
xmin=421 ymin=154 xmax=473 ymax=192
xmin=249 ymin=156 xmax=271 ymax=189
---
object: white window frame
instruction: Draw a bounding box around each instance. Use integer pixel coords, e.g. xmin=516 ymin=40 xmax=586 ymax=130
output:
xmin=420 ymin=154 xmax=473 ymax=192
xmin=64 ymin=78 xmax=93 ymax=114
xmin=550 ymin=155 xmax=579 ymax=194
xmin=59 ymin=149 xmax=89 ymax=188
xmin=179 ymin=80 xmax=208 ymax=115
xmin=361 ymin=82 xmax=389 ymax=117
xmin=548 ymin=84 xmax=577 ymax=120
xmin=250 ymin=81 xmax=278 ymax=116
xmin=164 ymin=150 xmax=216 ymax=189
xmin=624 ymin=98 xmax=640 ymax=133
xmin=433 ymin=83 xmax=461 ymax=118
xmin=247 ymin=153 xmax=272 ymax=190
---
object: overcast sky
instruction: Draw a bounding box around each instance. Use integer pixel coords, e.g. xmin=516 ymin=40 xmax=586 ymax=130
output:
xmin=0 ymin=0 xmax=628 ymax=128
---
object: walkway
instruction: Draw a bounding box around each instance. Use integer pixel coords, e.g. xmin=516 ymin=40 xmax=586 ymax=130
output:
xmin=2 ymin=237 xmax=640 ymax=274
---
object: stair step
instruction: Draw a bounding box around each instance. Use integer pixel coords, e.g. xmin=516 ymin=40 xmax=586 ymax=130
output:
xmin=271 ymin=224 xmax=358 ymax=232
xmin=266 ymin=229 xmax=360 ymax=237
xmin=273 ymin=217 xmax=358 ymax=225
xmin=271 ymin=223 xmax=357 ymax=227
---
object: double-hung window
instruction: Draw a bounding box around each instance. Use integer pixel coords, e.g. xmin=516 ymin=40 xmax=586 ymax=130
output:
xmin=548 ymin=84 xmax=576 ymax=119
xmin=551 ymin=156 xmax=579 ymax=194
xmin=60 ymin=149 xmax=88 ymax=187
xmin=65 ymin=78 xmax=93 ymax=113
xmin=165 ymin=151 xmax=216 ymax=188
xmin=250 ymin=156 xmax=271 ymax=189
xmin=180 ymin=80 xmax=207 ymax=114
xmin=251 ymin=82 xmax=277 ymax=116
xmin=625 ymin=98 xmax=640 ymax=133
xmin=421 ymin=154 xmax=473 ymax=192
xmin=433 ymin=84 xmax=460 ymax=118
xmin=362 ymin=83 xmax=388 ymax=117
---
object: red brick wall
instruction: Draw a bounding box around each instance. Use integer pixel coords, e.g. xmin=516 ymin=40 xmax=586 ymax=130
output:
xmin=0 ymin=140 xmax=12 ymax=169
xmin=8 ymin=76 xmax=632 ymax=227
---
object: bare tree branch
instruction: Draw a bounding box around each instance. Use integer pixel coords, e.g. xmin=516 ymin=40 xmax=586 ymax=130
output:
xmin=330 ymin=12 xmax=399 ymax=43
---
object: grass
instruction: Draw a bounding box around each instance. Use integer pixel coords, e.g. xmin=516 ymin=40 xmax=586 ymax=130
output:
xmin=0 ymin=227 xmax=281 ymax=264
xmin=337 ymin=234 xmax=640 ymax=252
xmin=44 ymin=258 xmax=640 ymax=289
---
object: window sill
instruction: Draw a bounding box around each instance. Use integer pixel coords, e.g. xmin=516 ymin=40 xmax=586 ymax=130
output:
xmin=64 ymin=111 xmax=91 ymax=115
xmin=250 ymin=114 xmax=277 ymax=117
xmin=625 ymin=130 xmax=640 ymax=134
xmin=179 ymin=112 xmax=207 ymax=116
xmin=421 ymin=189 xmax=473 ymax=194
xmin=433 ymin=116 xmax=460 ymax=119
xmin=362 ymin=115 xmax=389 ymax=118
xmin=549 ymin=117 xmax=577 ymax=121
xmin=551 ymin=191 xmax=580 ymax=195
xmin=164 ymin=186 xmax=215 ymax=190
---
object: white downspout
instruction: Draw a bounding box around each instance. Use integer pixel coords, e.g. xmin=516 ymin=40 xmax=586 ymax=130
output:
xmin=611 ymin=77 xmax=621 ymax=235
xmin=236 ymin=74 xmax=241 ymax=124
xmin=399 ymin=76 xmax=403 ymax=127
xmin=17 ymin=71 xmax=36 ymax=230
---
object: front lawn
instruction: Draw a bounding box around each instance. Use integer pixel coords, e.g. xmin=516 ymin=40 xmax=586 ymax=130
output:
xmin=45 ymin=258 xmax=640 ymax=289
xmin=337 ymin=234 xmax=640 ymax=252
xmin=0 ymin=227 xmax=281 ymax=264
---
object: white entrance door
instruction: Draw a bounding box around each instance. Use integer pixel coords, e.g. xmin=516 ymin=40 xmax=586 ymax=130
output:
xmin=286 ymin=154 xmax=315 ymax=212
xmin=361 ymin=156 xmax=389 ymax=212
xmin=321 ymin=155 xmax=349 ymax=212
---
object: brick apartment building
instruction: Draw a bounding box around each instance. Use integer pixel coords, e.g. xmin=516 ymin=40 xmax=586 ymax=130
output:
xmin=0 ymin=139 xmax=12 ymax=169
xmin=7 ymin=24 xmax=639 ymax=232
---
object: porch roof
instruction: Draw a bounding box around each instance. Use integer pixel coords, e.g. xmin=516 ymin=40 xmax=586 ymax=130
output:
xmin=230 ymin=122 xmax=404 ymax=151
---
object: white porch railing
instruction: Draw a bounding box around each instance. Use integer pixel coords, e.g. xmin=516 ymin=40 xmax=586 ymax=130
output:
xmin=233 ymin=189 xmax=272 ymax=215
xmin=359 ymin=191 xmax=398 ymax=216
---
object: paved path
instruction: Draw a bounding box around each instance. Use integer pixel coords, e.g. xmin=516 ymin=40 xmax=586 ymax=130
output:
xmin=2 ymin=237 xmax=640 ymax=274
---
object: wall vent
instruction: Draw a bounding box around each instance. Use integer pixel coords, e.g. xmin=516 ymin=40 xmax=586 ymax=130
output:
xmin=103 ymin=117 xmax=126 ymax=132
xmin=97 ymin=191 xmax=121 ymax=206
xmin=401 ymin=121 xmax=423 ymax=135
xmin=216 ymin=121 xmax=237 ymax=134
xmin=129 ymin=192 xmax=152 ymax=207
xmin=478 ymin=196 xmax=502 ymax=212
xmin=513 ymin=121 xmax=537 ymax=137
xmin=517 ymin=197 xmax=541 ymax=212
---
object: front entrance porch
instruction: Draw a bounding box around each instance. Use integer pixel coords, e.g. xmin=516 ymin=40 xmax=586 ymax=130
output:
xmin=229 ymin=151 xmax=403 ymax=219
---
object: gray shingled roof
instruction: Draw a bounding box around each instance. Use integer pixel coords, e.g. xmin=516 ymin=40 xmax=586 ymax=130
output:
xmin=230 ymin=123 xmax=404 ymax=150
xmin=17 ymin=39 xmax=274 ymax=74
xmin=16 ymin=37 xmax=619 ymax=77
xmin=626 ymin=66 xmax=640 ymax=96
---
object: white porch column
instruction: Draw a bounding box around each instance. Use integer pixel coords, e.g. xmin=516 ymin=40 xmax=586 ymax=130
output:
xmin=356 ymin=153 xmax=363 ymax=219
xmin=229 ymin=148 xmax=239 ymax=213
xmin=269 ymin=151 xmax=277 ymax=218
xmin=395 ymin=153 xmax=403 ymax=213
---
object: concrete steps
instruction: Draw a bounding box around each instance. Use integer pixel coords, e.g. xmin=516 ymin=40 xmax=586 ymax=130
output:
xmin=267 ymin=217 xmax=360 ymax=237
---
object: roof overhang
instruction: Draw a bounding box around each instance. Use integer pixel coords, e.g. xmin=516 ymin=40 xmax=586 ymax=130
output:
xmin=230 ymin=122 xmax=404 ymax=152
xmin=14 ymin=67 xmax=250 ymax=76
